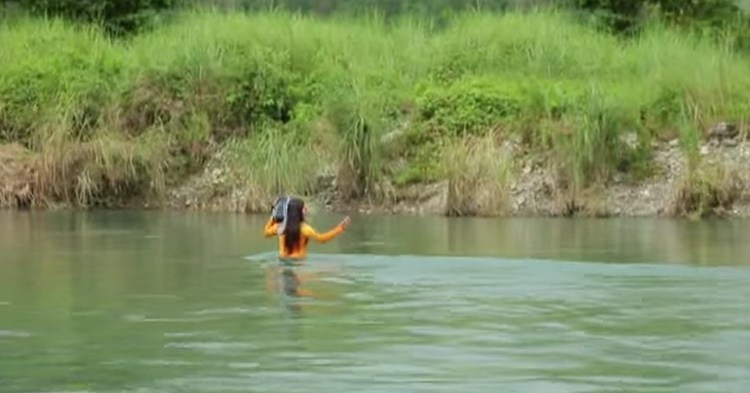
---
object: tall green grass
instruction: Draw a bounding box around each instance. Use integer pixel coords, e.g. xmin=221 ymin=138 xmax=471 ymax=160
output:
xmin=440 ymin=135 xmax=514 ymax=216
xmin=1 ymin=9 xmax=749 ymax=207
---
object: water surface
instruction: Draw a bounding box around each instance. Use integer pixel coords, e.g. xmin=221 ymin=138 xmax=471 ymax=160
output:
xmin=1 ymin=211 xmax=749 ymax=392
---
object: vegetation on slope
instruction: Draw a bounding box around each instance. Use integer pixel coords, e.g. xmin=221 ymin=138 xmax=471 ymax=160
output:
xmin=0 ymin=6 xmax=749 ymax=215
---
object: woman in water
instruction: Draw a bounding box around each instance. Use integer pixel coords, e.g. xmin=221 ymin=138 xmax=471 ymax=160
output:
xmin=263 ymin=197 xmax=350 ymax=260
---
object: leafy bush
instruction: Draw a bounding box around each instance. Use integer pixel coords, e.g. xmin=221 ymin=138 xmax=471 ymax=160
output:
xmin=416 ymin=78 xmax=527 ymax=135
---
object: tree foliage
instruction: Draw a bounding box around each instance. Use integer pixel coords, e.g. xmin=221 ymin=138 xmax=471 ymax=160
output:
xmin=572 ymin=0 xmax=745 ymax=32
xmin=3 ymin=0 xmax=749 ymax=42
xmin=6 ymin=0 xmax=176 ymax=34
xmin=237 ymin=0 xmax=514 ymax=16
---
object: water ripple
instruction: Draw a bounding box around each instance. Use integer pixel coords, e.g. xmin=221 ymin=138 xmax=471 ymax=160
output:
xmin=164 ymin=342 xmax=257 ymax=352
xmin=0 ymin=330 xmax=31 ymax=338
xmin=5 ymin=249 xmax=750 ymax=393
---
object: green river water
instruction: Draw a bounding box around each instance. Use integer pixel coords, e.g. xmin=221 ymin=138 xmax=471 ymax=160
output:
xmin=1 ymin=211 xmax=749 ymax=392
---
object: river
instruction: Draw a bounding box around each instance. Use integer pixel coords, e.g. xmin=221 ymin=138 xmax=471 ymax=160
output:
xmin=1 ymin=211 xmax=749 ymax=392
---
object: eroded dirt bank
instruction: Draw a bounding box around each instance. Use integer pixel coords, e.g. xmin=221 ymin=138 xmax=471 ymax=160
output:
xmin=165 ymin=133 xmax=750 ymax=219
xmin=3 ymin=129 xmax=748 ymax=219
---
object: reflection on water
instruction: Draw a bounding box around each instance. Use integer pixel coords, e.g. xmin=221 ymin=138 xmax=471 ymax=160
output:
xmin=0 ymin=211 xmax=749 ymax=393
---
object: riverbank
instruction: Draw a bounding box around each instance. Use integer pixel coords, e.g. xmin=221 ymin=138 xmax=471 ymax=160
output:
xmin=165 ymin=131 xmax=750 ymax=219
xmin=1 ymin=10 xmax=750 ymax=218
xmin=2 ymin=130 xmax=749 ymax=219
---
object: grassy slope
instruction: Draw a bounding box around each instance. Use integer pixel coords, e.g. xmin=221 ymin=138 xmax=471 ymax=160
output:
xmin=1 ymin=9 xmax=749 ymax=211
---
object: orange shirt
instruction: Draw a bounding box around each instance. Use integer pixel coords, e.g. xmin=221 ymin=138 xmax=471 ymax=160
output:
xmin=263 ymin=217 xmax=345 ymax=259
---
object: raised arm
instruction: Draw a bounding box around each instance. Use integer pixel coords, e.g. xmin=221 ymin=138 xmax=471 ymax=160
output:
xmin=302 ymin=222 xmax=346 ymax=243
xmin=263 ymin=217 xmax=279 ymax=237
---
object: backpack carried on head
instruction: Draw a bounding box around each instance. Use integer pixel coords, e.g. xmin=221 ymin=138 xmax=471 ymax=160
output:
xmin=271 ymin=196 xmax=291 ymax=223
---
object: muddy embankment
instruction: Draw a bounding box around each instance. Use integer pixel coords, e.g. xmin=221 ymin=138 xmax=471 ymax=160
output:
xmin=3 ymin=132 xmax=749 ymax=219
xmin=164 ymin=123 xmax=750 ymax=219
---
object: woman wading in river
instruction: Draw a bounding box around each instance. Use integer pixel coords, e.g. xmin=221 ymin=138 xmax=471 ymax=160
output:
xmin=263 ymin=196 xmax=350 ymax=298
xmin=263 ymin=197 xmax=350 ymax=261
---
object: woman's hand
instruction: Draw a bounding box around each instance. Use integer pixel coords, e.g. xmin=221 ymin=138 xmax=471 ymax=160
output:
xmin=339 ymin=216 xmax=351 ymax=229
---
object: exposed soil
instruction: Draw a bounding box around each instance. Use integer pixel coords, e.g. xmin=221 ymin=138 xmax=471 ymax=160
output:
xmin=3 ymin=130 xmax=748 ymax=218
xmin=0 ymin=143 xmax=35 ymax=209
xmin=165 ymin=134 xmax=750 ymax=219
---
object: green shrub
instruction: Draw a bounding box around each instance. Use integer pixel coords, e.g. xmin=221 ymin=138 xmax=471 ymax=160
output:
xmin=416 ymin=78 xmax=527 ymax=135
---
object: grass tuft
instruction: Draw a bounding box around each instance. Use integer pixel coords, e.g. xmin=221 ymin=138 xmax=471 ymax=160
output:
xmin=673 ymin=162 xmax=746 ymax=218
xmin=31 ymin=128 xmax=170 ymax=208
xmin=220 ymin=126 xmax=327 ymax=212
xmin=440 ymin=135 xmax=514 ymax=217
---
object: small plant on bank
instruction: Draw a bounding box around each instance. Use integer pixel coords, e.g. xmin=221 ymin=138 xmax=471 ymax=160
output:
xmin=673 ymin=162 xmax=746 ymax=218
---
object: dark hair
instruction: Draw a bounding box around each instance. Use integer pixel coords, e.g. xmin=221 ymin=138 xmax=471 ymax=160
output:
xmin=283 ymin=198 xmax=305 ymax=254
